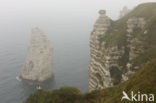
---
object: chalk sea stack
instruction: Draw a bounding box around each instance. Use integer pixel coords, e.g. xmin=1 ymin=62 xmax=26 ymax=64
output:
xmin=21 ymin=27 xmax=53 ymax=82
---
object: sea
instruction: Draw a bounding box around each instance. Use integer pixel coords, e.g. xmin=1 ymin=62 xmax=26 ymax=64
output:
xmin=0 ymin=14 xmax=96 ymax=103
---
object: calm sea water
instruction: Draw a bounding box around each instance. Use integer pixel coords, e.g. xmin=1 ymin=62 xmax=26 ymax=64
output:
xmin=0 ymin=15 xmax=94 ymax=103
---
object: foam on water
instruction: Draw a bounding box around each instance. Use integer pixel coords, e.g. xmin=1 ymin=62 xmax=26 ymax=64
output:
xmin=16 ymin=76 xmax=22 ymax=82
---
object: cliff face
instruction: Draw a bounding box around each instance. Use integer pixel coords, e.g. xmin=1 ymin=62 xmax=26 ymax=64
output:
xmin=89 ymin=10 xmax=113 ymax=91
xmin=89 ymin=3 xmax=156 ymax=91
xmin=21 ymin=27 xmax=53 ymax=82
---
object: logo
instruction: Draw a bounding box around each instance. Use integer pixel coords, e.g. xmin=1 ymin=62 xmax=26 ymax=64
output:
xmin=121 ymin=91 xmax=131 ymax=101
xmin=121 ymin=91 xmax=154 ymax=102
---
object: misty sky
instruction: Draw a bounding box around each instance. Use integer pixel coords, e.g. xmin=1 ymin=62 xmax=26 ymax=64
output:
xmin=0 ymin=0 xmax=155 ymax=20
xmin=0 ymin=0 xmax=155 ymax=43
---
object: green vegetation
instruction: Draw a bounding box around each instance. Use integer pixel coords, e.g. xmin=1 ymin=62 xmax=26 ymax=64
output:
xmin=25 ymin=59 xmax=156 ymax=103
xmin=25 ymin=87 xmax=83 ymax=103
xmin=132 ymin=46 xmax=156 ymax=66
xmin=101 ymin=2 xmax=156 ymax=48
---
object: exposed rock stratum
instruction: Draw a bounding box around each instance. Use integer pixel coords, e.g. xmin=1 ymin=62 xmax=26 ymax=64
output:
xmin=89 ymin=3 xmax=156 ymax=91
xmin=21 ymin=27 xmax=53 ymax=82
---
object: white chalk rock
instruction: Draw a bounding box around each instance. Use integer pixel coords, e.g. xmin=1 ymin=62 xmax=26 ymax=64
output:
xmin=21 ymin=27 xmax=53 ymax=82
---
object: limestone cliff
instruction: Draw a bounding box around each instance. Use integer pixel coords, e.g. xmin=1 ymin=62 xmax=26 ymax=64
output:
xmin=89 ymin=3 xmax=156 ymax=91
xmin=21 ymin=27 xmax=53 ymax=82
xmin=89 ymin=10 xmax=113 ymax=91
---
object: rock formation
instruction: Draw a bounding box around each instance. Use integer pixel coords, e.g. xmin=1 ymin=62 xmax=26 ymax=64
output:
xmin=119 ymin=6 xmax=130 ymax=18
xmin=122 ymin=17 xmax=146 ymax=81
xmin=89 ymin=10 xmax=112 ymax=91
xmin=89 ymin=10 xmax=147 ymax=91
xmin=21 ymin=27 xmax=53 ymax=82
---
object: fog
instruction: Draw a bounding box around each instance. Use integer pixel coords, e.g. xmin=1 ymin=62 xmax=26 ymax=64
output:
xmin=0 ymin=0 xmax=155 ymax=43
xmin=0 ymin=0 xmax=156 ymax=19
xmin=0 ymin=0 xmax=155 ymax=37
xmin=0 ymin=1 xmax=155 ymax=102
